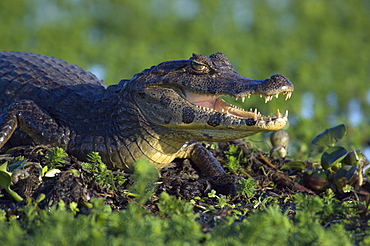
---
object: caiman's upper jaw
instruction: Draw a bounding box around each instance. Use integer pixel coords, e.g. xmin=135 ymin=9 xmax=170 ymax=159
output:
xmin=184 ymin=89 xmax=292 ymax=121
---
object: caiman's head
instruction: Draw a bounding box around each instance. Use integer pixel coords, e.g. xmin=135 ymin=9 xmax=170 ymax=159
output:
xmin=126 ymin=52 xmax=294 ymax=141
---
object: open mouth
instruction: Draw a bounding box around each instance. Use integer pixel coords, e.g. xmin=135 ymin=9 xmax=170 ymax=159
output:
xmin=184 ymin=90 xmax=292 ymax=120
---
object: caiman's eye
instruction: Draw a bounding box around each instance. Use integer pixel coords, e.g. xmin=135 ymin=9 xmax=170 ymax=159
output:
xmin=191 ymin=61 xmax=210 ymax=73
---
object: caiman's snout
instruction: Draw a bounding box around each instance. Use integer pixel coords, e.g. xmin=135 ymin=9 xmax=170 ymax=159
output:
xmin=268 ymin=74 xmax=294 ymax=92
xmin=270 ymin=74 xmax=290 ymax=83
xmin=259 ymin=74 xmax=294 ymax=102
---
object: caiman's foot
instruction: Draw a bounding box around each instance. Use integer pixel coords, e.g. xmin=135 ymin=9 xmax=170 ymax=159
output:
xmin=0 ymin=100 xmax=70 ymax=149
xmin=206 ymin=174 xmax=240 ymax=195
xmin=177 ymin=141 xmax=239 ymax=195
xmin=179 ymin=141 xmax=226 ymax=177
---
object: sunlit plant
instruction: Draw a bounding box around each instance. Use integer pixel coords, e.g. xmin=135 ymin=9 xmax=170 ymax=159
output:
xmin=282 ymin=124 xmax=368 ymax=193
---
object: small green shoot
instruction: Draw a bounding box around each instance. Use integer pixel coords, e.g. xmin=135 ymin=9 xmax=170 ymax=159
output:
xmin=158 ymin=192 xmax=198 ymax=219
xmin=44 ymin=147 xmax=67 ymax=169
xmin=237 ymin=177 xmax=256 ymax=200
xmin=224 ymin=144 xmax=245 ymax=174
xmin=81 ymin=152 xmax=126 ymax=190
xmin=207 ymin=189 xmax=232 ymax=209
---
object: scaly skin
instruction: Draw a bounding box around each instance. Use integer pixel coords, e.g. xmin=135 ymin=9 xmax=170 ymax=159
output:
xmin=0 ymin=51 xmax=293 ymax=176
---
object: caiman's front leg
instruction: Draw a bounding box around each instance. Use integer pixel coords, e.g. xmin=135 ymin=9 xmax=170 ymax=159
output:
xmin=0 ymin=100 xmax=70 ymax=149
xmin=178 ymin=141 xmax=226 ymax=177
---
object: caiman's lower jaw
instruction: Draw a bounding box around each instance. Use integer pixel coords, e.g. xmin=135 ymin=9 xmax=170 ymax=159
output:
xmin=184 ymin=90 xmax=291 ymax=121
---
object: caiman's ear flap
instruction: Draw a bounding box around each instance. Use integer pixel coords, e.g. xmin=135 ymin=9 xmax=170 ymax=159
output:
xmin=210 ymin=52 xmax=231 ymax=65
xmin=210 ymin=52 xmax=226 ymax=58
xmin=191 ymin=53 xmax=207 ymax=61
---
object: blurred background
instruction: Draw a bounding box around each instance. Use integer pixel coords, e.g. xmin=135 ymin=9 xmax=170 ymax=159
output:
xmin=1 ymin=0 xmax=369 ymax=158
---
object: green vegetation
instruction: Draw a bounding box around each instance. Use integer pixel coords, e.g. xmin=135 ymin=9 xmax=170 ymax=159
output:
xmin=0 ymin=133 xmax=369 ymax=244
xmin=44 ymin=147 xmax=67 ymax=169
xmin=0 ymin=161 xmax=24 ymax=202
xmin=0 ymin=1 xmax=369 ymax=245
xmin=81 ymin=152 xmax=126 ymax=190
xmin=0 ymin=160 xmax=368 ymax=245
xmin=282 ymin=124 xmax=368 ymax=193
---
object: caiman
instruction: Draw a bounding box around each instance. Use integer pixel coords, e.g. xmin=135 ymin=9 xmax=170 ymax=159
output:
xmin=0 ymin=51 xmax=293 ymax=177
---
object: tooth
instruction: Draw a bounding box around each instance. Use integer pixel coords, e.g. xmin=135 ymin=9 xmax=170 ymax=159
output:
xmin=264 ymin=95 xmax=272 ymax=103
xmin=284 ymin=110 xmax=289 ymax=118
xmin=247 ymin=94 xmax=251 ymax=98
xmin=242 ymin=97 xmax=245 ymax=103
xmin=254 ymin=108 xmax=258 ymax=115
xmin=285 ymin=92 xmax=292 ymax=100
xmin=275 ymin=94 xmax=279 ymax=98
xmin=276 ymin=109 xmax=281 ymax=118
xmin=260 ymin=95 xmax=263 ymax=98
xmin=235 ymin=97 xmax=238 ymax=101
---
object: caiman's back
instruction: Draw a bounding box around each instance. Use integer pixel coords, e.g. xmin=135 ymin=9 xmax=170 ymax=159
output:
xmin=0 ymin=51 xmax=115 ymax=154
xmin=0 ymin=51 xmax=106 ymax=112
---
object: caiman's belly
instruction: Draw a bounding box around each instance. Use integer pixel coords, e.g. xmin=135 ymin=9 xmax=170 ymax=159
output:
xmin=68 ymin=133 xmax=185 ymax=170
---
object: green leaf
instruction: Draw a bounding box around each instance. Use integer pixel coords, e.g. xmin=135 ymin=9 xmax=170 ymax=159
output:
xmin=311 ymin=124 xmax=346 ymax=147
xmin=41 ymin=166 xmax=48 ymax=176
xmin=0 ymin=163 xmax=23 ymax=202
xmin=35 ymin=193 xmax=46 ymax=203
xmin=333 ymin=165 xmax=357 ymax=190
xmin=0 ymin=161 xmax=10 ymax=174
xmin=342 ymin=150 xmax=362 ymax=166
xmin=7 ymin=159 xmax=27 ymax=172
xmin=321 ymin=146 xmax=347 ymax=170
xmin=334 ymin=165 xmax=357 ymax=182
xmin=281 ymin=161 xmax=306 ymax=171
xmin=0 ymin=166 xmax=12 ymax=190
xmin=345 ymin=165 xmax=357 ymax=181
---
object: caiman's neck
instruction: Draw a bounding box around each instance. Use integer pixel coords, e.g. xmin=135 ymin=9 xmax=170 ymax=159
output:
xmin=112 ymin=94 xmax=187 ymax=169
xmin=109 ymin=125 xmax=186 ymax=169
xmin=134 ymin=125 xmax=188 ymax=168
